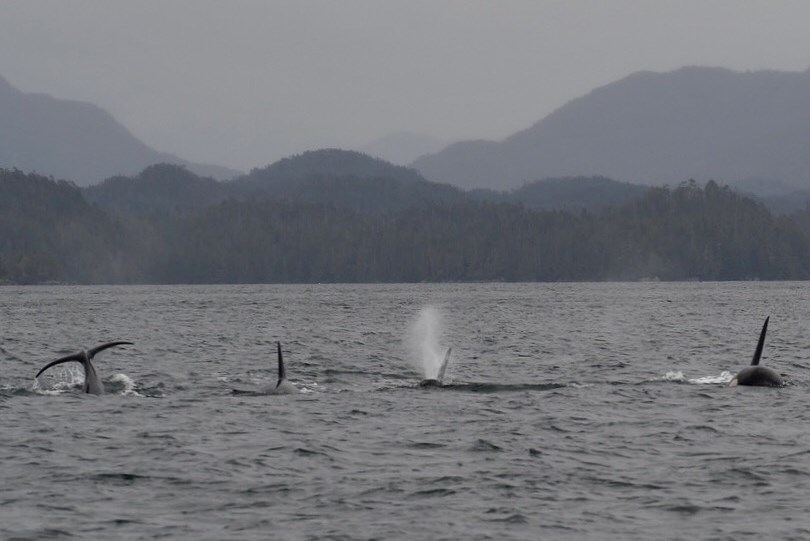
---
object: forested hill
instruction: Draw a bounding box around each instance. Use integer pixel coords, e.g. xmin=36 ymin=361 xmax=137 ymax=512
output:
xmin=84 ymin=152 xmax=648 ymax=217
xmin=244 ymin=149 xmax=427 ymax=184
xmin=84 ymin=164 xmax=229 ymax=215
xmin=231 ymin=149 xmax=466 ymax=214
xmin=471 ymin=176 xmax=648 ymax=211
xmin=0 ymin=169 xmax=139 ymax=283
xmin=4 ymin=167 xmax=810 ymax=285
xmin=86 ymin=150 xmax=469 ymax=216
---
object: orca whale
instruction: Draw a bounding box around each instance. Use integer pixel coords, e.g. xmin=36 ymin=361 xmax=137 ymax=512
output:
xmin=261 ymin=341 xmax=299 ymax=394
xmin=729 ymin=317 xmax=784 ymax=387
xmin=35 ymin=341 xmax=133 ymax=395
xmin=419 ymin=348 xmax=452 ymax=387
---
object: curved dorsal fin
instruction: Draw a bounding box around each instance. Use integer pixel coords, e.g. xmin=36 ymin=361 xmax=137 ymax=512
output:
xmin=276 ymin=341 xmax=286 ymax=386
xmin=437 ymin=347 xmax=452 ymax=382
xmin=751 ymin=316 xmax=769 ymax=366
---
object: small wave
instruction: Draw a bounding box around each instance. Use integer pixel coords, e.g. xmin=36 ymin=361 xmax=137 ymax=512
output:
xmin=232 ymin=381 xmax=318 ymax=396
xmin=92 ymin=472 xmax=150 ymax=484
xmin=407 ymin=441 xmax=446 ymax=449
xmin=663 ymin=503 xmax=703 ymax=515
xmin=294 ymin=447 xmax=330 ymax=458
xmin=471 ymin=439 xmax=502 ymax=452
xmin=441 ymin=382 xmax=567 ymax=393
xmin=485 ymin=512 xmax=529 ymax=524
xmin=409 ymin=487 xmax=457 ymax=498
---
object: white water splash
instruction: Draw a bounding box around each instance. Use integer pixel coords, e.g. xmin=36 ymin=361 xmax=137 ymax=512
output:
xmin=689 ymin=371 xmax=734 ymax=385
xmin=662 ymin=370 xmax=734 ymax=385
xmin=110 ymin=373 xmax=143 ymax=396
xmin=406 ymin=306 xmax=446 ymax=379
xmin=663 ymin=371 xmax=686 ymax=382
xmin=33 ymin=364 xmax=86 ymax=394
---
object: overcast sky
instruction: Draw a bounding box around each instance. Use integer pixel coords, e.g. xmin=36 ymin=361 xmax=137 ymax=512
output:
xmin=2 ymin=1 xmax=810 ymax=170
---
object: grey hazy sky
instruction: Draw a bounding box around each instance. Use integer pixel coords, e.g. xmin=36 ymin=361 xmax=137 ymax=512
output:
xmin=2 ymin=0 xmax=810 ymax=170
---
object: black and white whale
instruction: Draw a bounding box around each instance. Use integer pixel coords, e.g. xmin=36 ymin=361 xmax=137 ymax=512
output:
xmin=261 ymin=341 xmax=299 ymax=394
xmin=418 ymin=348 xmax=452 ymax=387
xmin=35 ymin=341 xmax=133 ymax=395
xmin=729 ymin=317 xmax=784 ymax=387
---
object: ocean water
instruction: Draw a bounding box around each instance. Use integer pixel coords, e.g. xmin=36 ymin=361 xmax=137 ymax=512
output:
xmin=2 ymin=282 xmax=810 ymax=540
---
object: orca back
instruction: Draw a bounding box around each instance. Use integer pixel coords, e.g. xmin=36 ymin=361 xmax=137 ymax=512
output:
xmin=731 ymin=317 xmax=784 ymax=387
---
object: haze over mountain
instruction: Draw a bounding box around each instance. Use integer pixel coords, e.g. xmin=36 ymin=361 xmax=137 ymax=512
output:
xmin=359 ymin=132 xmax=448 ymax=166
xmin=0 ymin=75 xmax=240 ymax=186
xmin=412 ymin=67 xmax=810 ymax=190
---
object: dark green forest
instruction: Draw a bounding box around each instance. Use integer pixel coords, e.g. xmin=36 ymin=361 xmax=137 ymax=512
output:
xmin=3 ymin=151 xmax=810 ymax=284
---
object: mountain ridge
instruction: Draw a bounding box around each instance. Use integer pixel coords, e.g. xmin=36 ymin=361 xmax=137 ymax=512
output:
xmin=0 ymin=74 xmax=241 ymax=185
xmin=412 ymin=66 xmax=810 ymax=190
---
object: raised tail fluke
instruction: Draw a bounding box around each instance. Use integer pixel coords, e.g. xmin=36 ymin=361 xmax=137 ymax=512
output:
xmin=35 ymin=352 xmax=85 ymax=379
xmin=36 ymin=341 xmax=132 ymax=395
xmin=751 ymin=317 xmax=769 ymax=366
xmin=437 ymin=347 xmax=452 ymax=381
xmin=88 ymin=341 xmax=133 ymax=358
xmin=276 ymin=341 xmax=286 ymax=386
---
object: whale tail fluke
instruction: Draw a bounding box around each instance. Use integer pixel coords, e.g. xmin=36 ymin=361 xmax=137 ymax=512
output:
xmin=35 ymin=341 xmax=132 ymax=395
xmin=37 ymin=341 xmax=134 ymax=378
xmin=35 ymin=352 xmax=87 ymax=379
xmin=751 ymin=316 xmax=769 ymax=366
xmin=88 ymin=341 xmax=134 ymax=358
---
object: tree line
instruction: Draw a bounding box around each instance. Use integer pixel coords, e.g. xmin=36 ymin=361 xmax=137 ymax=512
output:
xmin=3 ymin=167 xmax=810 ymax=284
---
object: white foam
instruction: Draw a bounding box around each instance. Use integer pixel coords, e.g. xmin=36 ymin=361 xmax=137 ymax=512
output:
xmin=689 ymin=371 xmax=734 ymax=385
xmin=662 ymin=370 xmax=734 ymax=385
xmin=110 ymin=373 xmax=143 ymax=396
xmin=32 ymin=365 xmax=85 ymax=394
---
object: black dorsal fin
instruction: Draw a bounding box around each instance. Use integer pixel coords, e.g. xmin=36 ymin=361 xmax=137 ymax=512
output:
xmin=437 ymin=347 xmax=452 ymax=382
xmin=751 ymin=316 xmax=769 ymax=366
xmin=276 ymin=341 xmax=286 ymax=386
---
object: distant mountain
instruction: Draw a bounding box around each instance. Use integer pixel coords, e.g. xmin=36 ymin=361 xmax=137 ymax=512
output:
xmin=0 ymin=75 xmax=240 ymax=185
xmin=359 ymin=132 xmax=447 ymax=165
xmin=234 ymin=149 xmax=466 ymax=214
xmin=412 ymin=67 xmax=810 ymax=190
xmin=244 ymin=148 xmax=428 ymax=184
xmin=471 ymin=176 xmax=648 ymax=212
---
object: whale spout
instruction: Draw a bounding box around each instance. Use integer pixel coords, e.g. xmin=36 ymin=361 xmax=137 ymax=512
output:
xmin=419 ymin=347 xmax=452 ymax=387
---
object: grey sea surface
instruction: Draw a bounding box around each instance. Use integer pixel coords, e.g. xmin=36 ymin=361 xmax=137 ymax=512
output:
xmin=2 ymin=282 xmax=810 ymax=540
